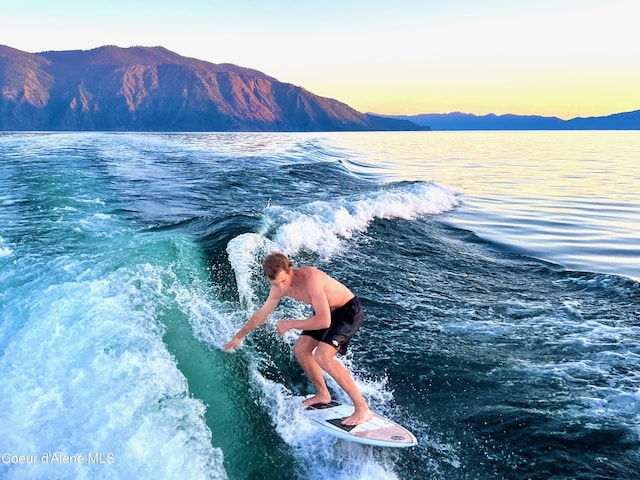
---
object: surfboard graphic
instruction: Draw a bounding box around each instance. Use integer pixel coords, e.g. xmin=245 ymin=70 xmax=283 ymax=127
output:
xmin=303 ymin=401 xmax=418 ymax=448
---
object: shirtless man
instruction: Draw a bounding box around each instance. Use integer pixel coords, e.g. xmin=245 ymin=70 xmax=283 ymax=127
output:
xmin=223 ymin=252 xmax=373 ymax=425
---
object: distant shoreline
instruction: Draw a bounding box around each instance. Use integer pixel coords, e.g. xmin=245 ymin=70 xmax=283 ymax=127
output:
xmin=373 ymin=110 xmax=640 ymax=131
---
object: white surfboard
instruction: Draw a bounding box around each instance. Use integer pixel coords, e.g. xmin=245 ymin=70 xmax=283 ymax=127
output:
xmin=303 ymin=401 xmax=418 ymax=448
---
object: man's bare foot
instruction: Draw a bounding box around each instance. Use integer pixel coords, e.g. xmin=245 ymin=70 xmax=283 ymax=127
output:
xmin=302 ymin=393 xmax=332 ymax=407
xmin=342 ymin=406 xmax=374 ymax=426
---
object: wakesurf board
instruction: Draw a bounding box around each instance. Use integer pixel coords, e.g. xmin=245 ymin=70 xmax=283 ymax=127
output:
xmin=303 ymin=401 xmax=417 ymax=448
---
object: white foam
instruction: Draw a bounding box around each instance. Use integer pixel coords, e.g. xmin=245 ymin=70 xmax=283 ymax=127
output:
xmin=251 ymin=369 xmax=400 ymax=480
xmin=0 ymin=236 xmax=12 ymax=258
xmin=223 ymin=183 xmax=459 ymax=307
xmin=71 ymin=197 xmax=105 ymax=205
xmin=164 ymin=243 xmax=238 ymax=349
xmin=268 ymin=182 xmax=459 ymax=258
xmin=226 ymin=233 xmax=276 ymax=311
xmin=0 ymin=253 xmax=228 ymax=480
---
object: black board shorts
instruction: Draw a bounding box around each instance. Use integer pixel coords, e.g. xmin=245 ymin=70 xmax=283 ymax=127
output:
xmin=301 ymin=296 xmax=364 ymax=355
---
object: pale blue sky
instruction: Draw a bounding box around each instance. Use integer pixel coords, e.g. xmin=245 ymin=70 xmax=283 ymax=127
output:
xmin=3 ymin=0 xmax=638 ymax=118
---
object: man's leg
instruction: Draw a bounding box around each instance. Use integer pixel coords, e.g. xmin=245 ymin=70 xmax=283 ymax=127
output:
xmin=294 ymin=335 xmax=332 ymax=406
xmin=313 ymin=342 xmax=373 ymax=425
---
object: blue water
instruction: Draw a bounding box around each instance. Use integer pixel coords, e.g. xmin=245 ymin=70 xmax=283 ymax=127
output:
xmin=0 ymin=131 xmax=638 ymax=479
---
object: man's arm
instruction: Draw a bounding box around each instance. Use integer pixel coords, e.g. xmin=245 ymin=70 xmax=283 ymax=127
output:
xmin=223 ymin=290 xmax=281 ymax=351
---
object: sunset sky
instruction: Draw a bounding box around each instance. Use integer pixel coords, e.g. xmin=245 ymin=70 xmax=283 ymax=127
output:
xmin=3 ymin=0 xmax=638 ymax=119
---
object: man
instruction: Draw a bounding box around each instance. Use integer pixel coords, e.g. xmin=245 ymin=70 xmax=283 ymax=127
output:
xmin=223 ymin=252 xmax=373 ymax=426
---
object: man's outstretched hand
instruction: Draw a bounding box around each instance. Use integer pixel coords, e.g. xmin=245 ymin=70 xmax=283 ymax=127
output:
xmin=223 ymin=336 xmax=242 ymax=351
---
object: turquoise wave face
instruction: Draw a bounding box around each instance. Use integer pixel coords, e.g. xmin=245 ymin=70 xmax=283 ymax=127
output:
xmin=0 ymin=138 xmax=227 ymax=478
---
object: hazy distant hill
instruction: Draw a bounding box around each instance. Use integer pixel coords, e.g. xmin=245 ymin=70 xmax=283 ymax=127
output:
xmin=379 ymin=111 xmax=640 ymax=130
xmin=0 ymin=45 xmax=425 ymax=132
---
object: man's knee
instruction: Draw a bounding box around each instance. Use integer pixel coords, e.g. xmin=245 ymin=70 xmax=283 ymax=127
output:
xmin=313 ymin=343 xmax=337 ymax=369
xmin=294 ymin=336 xmax=316 ymax=361
xmin=293 ymin=342 xmax=305 ymax=360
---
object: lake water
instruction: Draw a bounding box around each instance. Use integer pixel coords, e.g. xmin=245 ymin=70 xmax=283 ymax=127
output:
xmin=0 ymin=131 xmax=638 ymax=479
xmin=333 ymin=131 xmax=640 ymax=281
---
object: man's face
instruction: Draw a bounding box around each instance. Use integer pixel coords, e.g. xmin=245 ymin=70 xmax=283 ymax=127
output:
xmin=269 ymin=269 xmax=292 ymax=292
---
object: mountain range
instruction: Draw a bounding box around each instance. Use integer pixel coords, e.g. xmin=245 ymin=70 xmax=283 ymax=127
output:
xmin=0 ymin=45 xmax=425 ymax=132
xmin=379 ymin=110 xmax=640 ymax=130
xmin=2 ymin=44 xmax=637 ymax=132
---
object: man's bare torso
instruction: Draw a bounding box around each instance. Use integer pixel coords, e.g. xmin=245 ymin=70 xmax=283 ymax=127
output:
xmin=285 ymin=266 xmax=353 ymax=310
